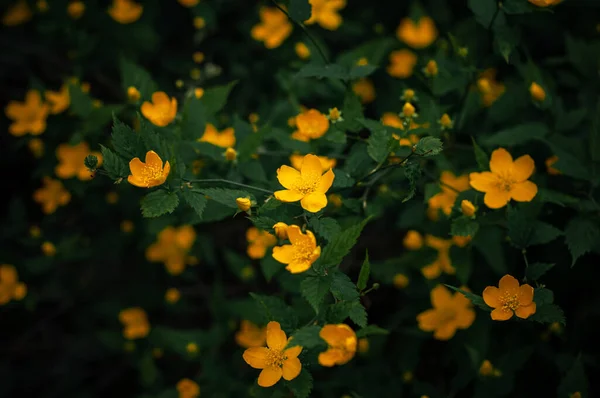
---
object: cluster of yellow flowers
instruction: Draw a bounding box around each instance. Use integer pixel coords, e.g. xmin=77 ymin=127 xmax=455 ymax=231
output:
xmin=0 ymin=264 xmax=27 ymax=305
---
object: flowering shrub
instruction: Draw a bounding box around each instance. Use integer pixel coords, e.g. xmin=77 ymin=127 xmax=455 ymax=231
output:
xmin=2 ymin=0 xmax=598 ymax=397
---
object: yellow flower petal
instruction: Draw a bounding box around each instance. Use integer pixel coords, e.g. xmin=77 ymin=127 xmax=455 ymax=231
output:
xmin=300 ymin=192 xmax=328 ymax=212
xmin=490 ymin=308 xmax=513 ymax=321
xmin=286 ymin=225 xmax=302 ymax=244
xmin=145 ymin=150 xmax=163 ymax=168
xmin=277 ymin=165 xmax=301 ymax=190
xmin=284 ymin=345 xmax=302 ymax=358
xmin=300 ymin=154 xmax=323 ymax=177
xmin=483 ymin=189 xmax=511 ymax=209
xmin=515 ymin=303 xmax=536 ymax=319
xmin=433 ymin=322 xmax=457 ymax=340
xmin=489 ymin=148 xmax=513 ymax=175
xmin=258 ymin=366 xmax=283 ymax=387
xmin=286 ymin=260 xmax=312 ymax=274
xmin=482 ymin=286 xmax=501 ymax=308
xmin=498 ymin=274 xmax=519 ymax=292
xmin=510 ymin=180 xmax=538 ymax=202
xmin=518 ymin=284 xmax=534 ymax=306
xmin=318 ymin=168 xmax=335 ymax=193
xmin=282 ymin=357 xmax=302 ymax=380
xmin=469 ymin=171 xmax=497 ymax=192
xmin=266 ymin=321 xmax=287 ymax=350
xmin=242 ymin=347 xmax=269 ymax=369
xmin=274 ymin=189 xmax=304 ymax=202
xmin=431 ymin=285 xmax=453 ymax=308
xmin=512 ymin=154 xmax=535 ymax=181
xmin=272 ymin=245 xmax=294 ymax=264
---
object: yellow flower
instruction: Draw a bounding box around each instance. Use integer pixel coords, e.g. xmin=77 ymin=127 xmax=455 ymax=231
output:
xmin=33 ymin=177 xmax=71 ymax=214
xmin=192 ymin=52 xmax=205 ymax=64
xmin=119 ymin=307 xmax=150 ymax=339
xmin=178 ymin=0 xmax=199 ymax=7
xmin=236 ymin=197 xmax=252 ymax=212
xmin=318 ymin=324 xmax=357 ymax=367
xmin=146 ymin=225 xmax=196 ymax=275
xmin=477 ymin=69 xmax=505 ymax=107
xmin=224 ymin=147 xmax=237 ymax=161
xmin=469 ymin=148 xmax=538 ymax=209
xmin=291 ymin=109 xmax=329 ymax=142
xmin=439 ymin=113 xmax=453 ymax=129
xmin=528 ymin=0 xmax=561 ymax=6
xmin=0 ymin=264 xmax=27 ymax=305
xmin=199 ymin=123 xmax=236 ymax=147
xmin=55 ymin=141 xmax=103 ymax=181
xmin=357 ymin=338 xmax=369 ymax=354
xmin=176 ymin=378 xmax=200 ymax=398
xmin=2 ymin=0 xmax=32 ymax=26
xmin=194 ymin=88 xmax=204 ymax=99
xmin=402 ymin=89 xmax=416 ymax=102
xmin=272 ymin=225 xmax=321 ymax=273
xmin=452 ymin=235 xmax=471 ymax=248
xmin=421 ymin=235 xmax=456 ymax=279
xmin=249 ymin=113 xmax=260 ymax=124
xmin=242 ymin=321 xmax=303 ymax=387
xmin=393 ymin=273 xmax=409 ymax=289
xmin=387 ymin=49 xmax=418 ymax=78
xmin=193 ymin=16 xmax=205 ymax=29
xmin=235 ymin=320 xmax=267 ymax=348
xmin=295 ymin=42 xmax=311 ymax=59
xmin=546 ymin=155 xmax=560 ymax=175
xmin=28 ymin=138 xmax=44 ymax=158
xmin=186 ymin=342 xmax=198 ymax=354
xmin=272 ymin=222 xmax=289 ymax=240
xmin=121 ymin=220 xmax=134 ymax=233
xmin=381 ymin=112 xmax=404 ymax=129
xmin=127 ymin=150 xmax=170 ymax=188
xmin=403 ymin=230 xmax=423 ymax=250
xmin=427 ymin=171 xmax=470 ymax=218
xmin=461 ymin=200 xmax=476 ymax=217
xmin=289 ymin=154 xmax=336 ymax=172
xmin=423 ymin=60 xmax=438 ymax=77
xmin=401 ymin=102 xmax=416 ymax=118
xmin=108 ymin=0 xmax=143 ymax=24
xmin=29 ymin=225 xmax=42 ymax=238
xmin=328 ymin=107 xmax=343 ymax=123
xmin=356 ymin=57 xmax=368 ymax=66
xmin=483 ymin=274 xmax=536 ymax=321
xmin=305 ymin=0 xmax=346 ymax=30
xmin=328 ymin=193 xmax=342 ymax=208
xmin=45 ymin=84 xmax=70 ymax=114
xmin=396 ymin=16 xmax=438 ymax=49
xmin=67 ymin=1 xmax=85 ymax=19
xmin=41 ymin=241 xmax=56 ymax=256
xmin=417 ymin=285 xmax=475 ymax=340
xmin=246 ymin=227 xmax=277 ymax=259
xmin=5 ymin=90 xmax=49 ymax=136
xmin=37 ymin=0 xmax=49 ymax=12
xmin=251 ymin=6 xmax=292 ymax=49
xmin=141 ymin=92 xmax=177 ymax=127
xmin=529 ymin=82 xmax=546 ymax=102
xmin=479 ymin=359 xmax=501 ymax=377
xmin=127 ymin=86 xmax=141 ymax=102
xmin=352 ymin=78 xmax=375 ymax=104
xmin=165 ymin=288 xmax=181 ymax=304
xmin=274 ymin=154 xmax=335 ymax=213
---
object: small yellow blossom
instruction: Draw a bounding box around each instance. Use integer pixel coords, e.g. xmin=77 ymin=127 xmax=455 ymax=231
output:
xmin=458 ymin=47 xmax=469 ymax=57
xmin=28 ymin=138 xmax=44 ymax=158
xmin=272 ymin=222 xmax=289 ymax=240
xmin=33 ymin=177 xmax=71 ymax=214
xmin=305 ymin=0 xmax=346 ymax=30
xmin=402 ymin=89 xmax=417 ymax=102
xmin=417 ymin=285 xmax=475 ymax=340
xmin=41 ymin=241 xmax=56 ymax=257
xmin=146 ymin=225 xmax=196 ymax=275
xmin=186 ymin=342 xmax=198 ymax=354
xmin=546 ymin=155 xmax=561 ymax=175
xmin=428 ymin=171 xmax=470 ymax=218
xmin=393 ymin=273 xmax=409 ymax=289
xmin=236 ymin=197 xmax=252 ymax=212
xmin=529 ymin=82 xmax=546 ymax=102
xmin=67 ymin=1 xmax=85 ymax=19
xmin=452 ymin=235 xmax=471 ymax=248
xmin=247 ymin=227 xmax=277 ymax=259
xmin=0 ymin=264 xmax=27 ymax=305
xmin=165 ymin=288 xmax=181 ymax=304
xmin=141 ymin=92 xmax=177 ymax=127
xmin=199 ymin=123 xmax=236 ymax=148
xmin=194 ymin=88 xmax=204 ymax=99
xmin=56 ymin=141 xmax=103 ymax=181
xmin=119 ymin=307 xmax=150 ymax=339
xmin=423 ymin=60 xmax=438 ymax=77
xmin=242 ymin=321 xmax=303 ymax=387
xmin=352 ymin=78 xmax=375 ymax=104
xmin=461 ymin=200 xmax=476 ymax=217
xmin=318 ymin=324 xmax=357 ymax=367
xmin=439 ymin=113 xmax=453 ymax=129
xmin=274 ymin=154 xmax=335 ymax=213
xmin=5 ymin=90 xmax=49 ymax=136
xmin=108 ymin=0 xmax=143 ymax=24
xmin=272 ymin=225 xmax=321 ymax=273
xmin=328 ymin=107 xmax=343 ymax=123
xmin=483 ymin=275 xmax=536 ymax=321
xmin=292 ymin=109 xmax=329 ymax=142
xmin=176 ymin=378 xmax=200 ymax=398
xmin=45 ymin=84 xmax=70 ymax=114
xmin=387 ymin=49 xmax=417 ymax=78
xmin=192 ymin=51 xmax=205 ymax=63
xmin=127 ymin=150 xmax=170 ymax=188
xmin=356 ymin=57 xmax=369 ymax=66
xmin=328 ymin=193 xmax=342 ymax=208
xmin=235 ymin=320 xmax=267 ymax=348
xmin=403 ymin=230 xmax=423 ymax=250
xmin=357 ymin=338 xmax=369 ymax=354
xmin=295 ymin=42 xmax=311 ymax=59
xmin=2 ymin=0 xmax=32 ymax=26
xmin=477 ymin=69 xmax=505 ymax=107
xmin=396 ymin=16 xmax=438 ymax=49
xmin=251 ymin=7 xmax=292 ymax=49
xmin=127 ymin=86 xmax=140 ymax=102
xmin=289 ymin=154 xmax=336 ymax=172
xmin=400 ymin=102 xmax=416 ymax=118
xmin=421 ymin=235 xmax=456 ymax=279
xmin=479 ymin=359 xmax=501 ymax=377
xmin=470 ymin=148 xmax=538 ymax=209
xmin=29 ymin=225 xmax=42 ymax=238
xmin=528 ymin=0 xmax=561 ymax=6
xmin=121 ymin=220 xmax=134 ymax=233
xmin=224 ymin=147 xmax=237 ymax=161
xmin=249 ymin=113 xmax=260 ymax=124
xmin=193 ymin=16 xmax=205 ymax=29
xmin=178 ymin=0 xmax=199 ymax=7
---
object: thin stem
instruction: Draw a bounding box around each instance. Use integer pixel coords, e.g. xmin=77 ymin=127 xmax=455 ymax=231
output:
xmin=522 ymin=249 xmax=530 ymax=283
xmin=184 ymin=178 xmax=274 ymax=195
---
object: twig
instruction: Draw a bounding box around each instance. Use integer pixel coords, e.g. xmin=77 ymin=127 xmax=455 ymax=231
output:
xmin=184 ymin=178 xmax=274 ymax=195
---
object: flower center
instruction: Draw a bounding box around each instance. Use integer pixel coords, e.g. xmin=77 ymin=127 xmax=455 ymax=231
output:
xmin=438 ymin=307 xmax=457 ymax=323
xmin=293 ymin=173 xmax=320 ymax=195
xmin=265 ymin=348 xmax=286 ymax=368
xmin=495 ymin=175 xmax=514 ymax=192
xmin=141 ymin=164 xmax=163 ymax=185
xmin=293 ymin=239 xmax=315 ymax=263
xmin=500 ymin=292 xmax=520 ymax=312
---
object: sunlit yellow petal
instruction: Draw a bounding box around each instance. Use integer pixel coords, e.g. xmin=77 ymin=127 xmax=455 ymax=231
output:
xmin=272 ymin=245 xmax=294 ymax=264
xmin=510 ymin=180 xmax=537 ymax=202
xmin=511 ymin=154 xmax=535 ymax=182
xmin=318 ymin=168 xmax=335 ymax=193
xmin=266 ymin=321 xmax=287 ymax=350
xmin=282 ymin=357 xmax=302 ymax=380
xmin=300 ymin=192 xmax=327 ymax=213
xmin=276 ymin=165 xmax=301 ymax=189
xmin=489 ymin=148 xmax=513 ymax=175
xmin=258 ymin=366 xmax=282 ymax=387
xmin=274 ymin=189 xmax=304 ymax=202
xmin=242 ymin=347 xmax=269 ymax=369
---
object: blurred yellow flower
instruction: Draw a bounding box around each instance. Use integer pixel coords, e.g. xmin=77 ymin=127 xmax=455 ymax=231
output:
xmin=41 ymin=241 xmax=56 ymax=257
xmin=199 ymin=123 xmax=236 ymax=147
xmin=305 ymin=0 xmax=346 ymax=30
xmin=272 ymin=225 xmax=321 ymax=273
xmin=291 ymin=109 xmax=329 ymax=142
xmin=318 ymin=324 xmax=357 ymax=366
xmin=403 ymin=230 xmax=423 ymax=250
xmin=120 ymin=220 xmax=134 ymax=233
xmin=146 ymin=225 xmax=196 ymax=275
xmin=417 ymin=285 xmax=475 ymax=340
xmin=178 ymin=0 xmax=199 ymax=7
xmin=193 ymin=16 xmax=205 ymax=29
xmin=0 ymin=264 xmax=27 ymax=305
xmin=119 ymin=307 xmax=150 ymax=339
xmin=55 ymin=142 xmax=103 ymax=181
xmin=108 ymin=0 xmax=143 ymax=24
xmin=5 ymin=90 xmax=49 ymax=136
xmin=396 ymin=16 xmax=438 ymax=49
xmin=295 ymin=42 xmax=311 ymax=59
xmin=165 ymin=288 xmax=181 ymax=304
xmin=477 ymin=69 xmax=505 ymax=107
xmin=177 ymin=378 xmax=200 ymax=398
xmin=421 ymin=235 xmax=455 ymax=279
xmin=141 ymin=92 xmax=177 ymax=127
xmin=401 ymin=102 xmax=416 ymax=118
xmin=37 ymin=0 xmax=49 ymax=12
xmin=461 ymin=199 xmax=476 ymax=217
xmin=357 ymin=338 xmax=369 ymax=354
xmin=251 ymin=7 xmax=292 ymax=49
xmin=127 ymin=86 xmax=140 ymax=102
xmin=67 ymin=1 xmax=85 ymax=19
xmin=2 ymin=0 xmax=32 ymax=26
xmin=439 ymin=113 xmax=453 ymax=129
xmin=352 ymin=78 xmax=375 ymax=104
xmin=393 ymin=273 xmax=409 ymax=289
xmin=483 ymin=274 xmax=536 ymax=321
xmin=387 ymin=49 xmax=417 ymax=78
xmin=529 ymin=82 xmax=546 ymax=102
xmin=33 ymin=177 xmax=71 ymax=214
xmin=246 ymin=227 xmax=277 ymax=259
xmin=235 ymin=320 xmax=267 ymax=348
xmin=328 ymin=193 xmax=343 ymax=208
xmin=192 ymin=51 xmax=205 ymax=63
xmin=28 ymin=138 xmax=44 ymax=158
xmin=546 ymin=155 xmax=560 ymax=175
xmin=224 ymin=147 xmax=237 ymax=161
xmin=423 ymin=60 xmax=438 ymax=77
xmin=289 ymin=154 xmax=336 ymax=172
xmin=194 ymin=88 xmax=204 ymax=99
xmin=45 ymin=84 xmax=70 ymax=114
xmin=427 ymin=171 xmax=470 ymax=218
xmin=528 ymin=0 xmax=561 ymax=6
xmin=127 ymin=150 xmax=170 ymax=188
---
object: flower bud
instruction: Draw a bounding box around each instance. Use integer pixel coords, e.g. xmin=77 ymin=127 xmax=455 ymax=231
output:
xmin=403 ymin=230 xmax=423 ymax=250
xmin=127 ymin=86 xmax=141 ymax=102
xmin=461 ymin=199 xmax=476 ymax=217
xmin=236 ymin=197 xmax=251 ymax=212
xmin=529 ymin=82 xmax=546 ymax=102
xmin=273 ymin=222 xmax=289 ymax=239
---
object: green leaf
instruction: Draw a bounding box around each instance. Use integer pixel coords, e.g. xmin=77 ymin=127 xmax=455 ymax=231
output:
xmin=445 ymin=285 xmax=492 ymax=311
xmin=507 ymin=205 xmax=534 ymax=249
xmin=330 ymin=270 xmax=359 ymax=301
xmin=288 ymin=0 xmax=311 ymax=22
xmin=565 ymin=218 xmax=600 ymax=266
xmin=451 ymin=216 xmax=480 ymax=238
xmin=201 ymin=81 xmax=238 ymax=115
xmin=494 ymin=23 xmax=520 ymax=63
xmin=287 ymin=369 xmax=313 ymax=398
xmin=260 ymin=255 xmax=284 ymax=281
xmin=558 ymin=356 xmax=589 ymax=398
xmin=471 ymin=137 xmax=490 ymax=170
xmin=100 ymin=145 xmax=129 ymax=180
xmin=530 ymin=222 xmax=562 ymax=246
xmin=530 ymin=304 xmax=566 ymax=325
xmin=249 ymin=293 xmax=298 ymax=330
xmin=84 ymin=155 xmax=98 ymax=170
xmin=526 ymin=263 xmax=554 ymax=281
xmin=326 ymin=301 xmax=355 ymax=323
xmin=68 ymin=83 xmax=93 ymax=118
xmin=534 ymin=287 xmax=554 ymax=306
xmin=473 ymin=226 xmax=507 ymax=274
xmin=481 ymin=122 xmax=548 ymax=147
xmin=111 ymin=116 xmax=145 ymax=159
xmin=319 ymin=218 xmax=370 ymax=268
xmin=141 ymin=190 xmax=180 ymax=218
xmin=402 ymin=161 xmax=421 ymax=202
xmin=349 ymin=301 xmax=368 ymax=328
xmin=250 ymin=216 xmax=277 ymax=233
xmin=309 ymin=217 xmax=341 ymax=242
xmin=196 ymin=187 xmax=254 ymax=209
xmin=331 ymin=170 xmax=355 ymax=188
xmin=238 ymin=124 xmax=267 ymax=161
xmin=149 ymin=327 xmax=212 ymax=356
xmin=301 ymin=275 xmax=332 ymax=313
xmin=502 ymin=0 xmax=535 ymax=14
xmin=181 ymin=189 xmax=208 ymax=219
xmin=335 ymin=90 xmax=363 ymax=133
xmin=295 ymin=64 xmax=348 ymax=80
xmin=139 ymin=353 xmax=158 ymax=388
xmin=355 ymin=325 xmax=389 ymax=338
xmin=356 ymin=251 xmax=371 ymax=291
xmin=366 ymin=128 xmax=393 ymax=163
xmin=287 ymin=325 xmax=325 ymax=349
xmin=414 ymin=137 xmax=443 ymax=157
xmin=468 ymin=0 xmax=499 ymax=28
xmin=119 ymin=57 xmax=157 ymax=99
xmin=348 ymin=65 xmax=378 ymax=79
xmin=181 ymin=97 xmax=206 ymax=140
xmin=538 ymin=188 xmax=579 ymax=207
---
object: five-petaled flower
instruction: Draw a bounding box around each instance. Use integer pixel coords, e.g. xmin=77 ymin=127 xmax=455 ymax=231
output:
xmin=33 ymin=177 xmax=71 ymax=214
xmin=55 ymin=142 xmax=103 ymax=181
xmin=242 ymin=321 xmax=302 ymax=387
xmin=251 ymin=7 xmax=292 ymax=49
xmin=176 ymin=378 xmax=200 ymax=398
xmin=199 ymin=123 xmax=236 ymax=148
xmin=246 ymin=227 xmax=277 ymax=259
xmin=128 ymin=150 xmax=170 ymax=188
xmin=305 ymin=0 xmax=346 ymax=31
xmin=318 ymin=324 xmax=357 ymax=367
xmin=141 ymin=92 xmax=177 ymax=127
xmin=272 ymin=225 xmax=321 ymax=273
xmin=5 ymin=89 xmax=49 ymax=136
xmin=274 ymin=154 xmax=335 ymax=212
xmin=45 ymin=84 xmax=70 ymax=114
xmin=417 ymin=285 xmax=475 ymax=340
xmin=387 ymin=49 xmax=418 ymax=79
xmin=235 ymin=320 xmax=267 ymax=348
xmin=427 ymin=171 xmax=470 ymax=219
xmin=108 ymin=0 xmax=143 ymax=24
xmin=146 ymin=225 xmax=196 ymax=275
xmin=119 ymin=307 xmax=150 ymax=339
xmin=289 ymin=154 xmax=336 ymax=172
xmin=291 ymin=109 xmax=329 ymax=142
xmin=469 ymin=148 xmax=538 ymax=209
xmin=483 ymin=274 xmax=536 ymax=321
xmin=396 ymin=16 xmax=438 ymax=49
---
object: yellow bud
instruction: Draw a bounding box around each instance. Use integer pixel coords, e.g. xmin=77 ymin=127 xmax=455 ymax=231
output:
xmin=356 ymin=57 xmax=369 ymax=66
xmin=477 ymin=78 xmax=492 ymax=94
xmin=393 ymin=273 xmax=409 ymax=289
xmin=193 ymin=51 xmax=205 ymax=63
xmin=194 ymin=88 xmax=204 ymax=99
xmin=458 ymin=47 xmax=469 ymax=57
xmin=403 ymin=230 xmax=423 ymax=250
xmin=165 ymin=288 xmax=181 ymax=304
xmin=190 ymin=68 xmax=201 ymax=80
xmin=479 ymin=359 xmax=494 ymax=376
xmin=401 ymin=102 xmax=416 ymax=118
xmin=328 ymin=107 xmax=343 ymax=123
xmin=41 ymin=241 xmax=56 ymax=257
xmin=295 ymin=42 xmax=311 ymax=59
xmin=120 ymin=220 xmax=134 ymax=233
xmin=175 ymin=79 xmax=184 ymax=88
xmin=249 ymin=113 xmax=259 ymax=124
xmin=224 ymin=147 xmax=237 ymax=161
xmin=529 ymin=82 xmax=546 ymax=102
xmin=127 ymin=86 xmax=141 ymax=102
xmin=193 ymin=16 xmax=206 ymax=29
xmin=439 ymin=113 xmax=453 ymax=129
xmin=186 ymin=342 xmax=198 ymax=354
xmin=273 ymin=222 xmax=289 ymax=239
xmin=461 ymin=200 xmax=476 ymax=217
xmin=402 ymin=89 xmax=416 ymax=101
xmin=67 ymin=1 xmax=85 ymax=19
xmin=29 ymin=225 xmax=42 ymax=238
xmin=28 ymin=138 xmax=44 ymax=158
xmin=357 ymin=338 xmax=369 ymax=354
xmin=424 ymin=60 xmax=438 ymax=77
xmin=236 ymin=197 xmax=252 ymax=212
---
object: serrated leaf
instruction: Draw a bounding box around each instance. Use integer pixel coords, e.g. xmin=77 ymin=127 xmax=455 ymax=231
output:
xmin=301 ymin=275 xmax=332 ymax=313
xmin=402 ymin=161 xmax=421 ymax=202
xmin=565 ymin=218 xmax=600 ymax=266
xmin=468 ymin=0 xmax=498 ymax=28
xmin=195 ymin=187 xmax=254 ymax=209
xmin=471 ymin=137 xmax=489 ymax=170
xmin=260 ymin=255 xmax=284 ymax=281
xmin=331 ymin=170 xmax=355 ymax=188
xmin=451 ymin=216 xmax=480 ymax=237
xmin=481 ymin=122 xmax=548 ymax=147
xmin=330 ymin=270 xmax=359 ymax=300
xmin=526 ymin=263 xmax=555 ymax=281
xmin=414 ymin=137 xmax=443 ymax=156
xmin=534 ymin=287 xmax=554 ymax=306
xmin=445 ymin=285 xmax=492 ymax=311
xmin=309 ymin=217 xmax=341 ymax=241
xmin=201 ymin=81 xmax=238 ymax=115
xmin=250 ymin=216 xmax=277 ymax=233
xmin=289 ymin=0 xmax=311 ymax=22
xmin=287 ymin=325 xmax=325 ymax=349
xmin=319 ymin=218 xmax=369 ymax=268
xmin=356 ymin=251 xmax=370 ymax=291
xmin=326 ymin=301 xmax=355 ymax=323
xmin=249 ymin=293 xmax=298 ymax=330
xmin=141 ymin=190 xmax=180 ymax=218
xmin=181 ymin=189 xmax=208 ymax=219
xmin=355 ymin=325 xmax=389 ymax=338
xmin=335 ymin=90 xmax=363 ymax=133
xmin=100 ymin=145 xmax=129 ymax=180
xmin=287 ymin=369 xmax=313 ymax=398
xmin=111 ymin=116 xmax=145 ymax=159
xmin=530 ymin=222 xmax=562 ymax=246
xmin=295 ymin=64 xmax=348 ymax=80
xmin=367 ymin=128 xmax=393 ymax=163
xmin=530 ymin=304 xmax=565 ymax=325
xmin=348 ymin=301 xmax=368 ymax=327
